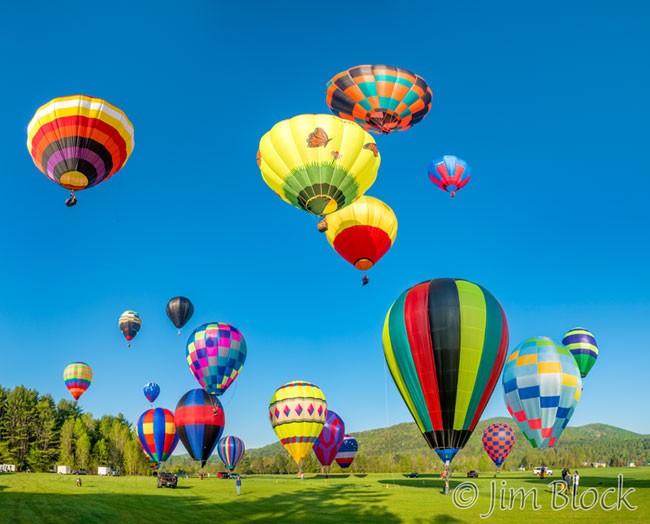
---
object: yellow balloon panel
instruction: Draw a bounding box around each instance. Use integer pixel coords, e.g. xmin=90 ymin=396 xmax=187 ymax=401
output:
xmin=258 ymin=114 xmax=380 ymax=216
xmin=269 ymin=381 xmax=327 ymax=464
xmin=325 ymin=195 xmax=398 ymax=243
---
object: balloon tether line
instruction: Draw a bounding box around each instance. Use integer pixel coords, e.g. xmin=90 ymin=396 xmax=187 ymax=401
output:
xmin=383 ymin=359 xmax=396 ymax=489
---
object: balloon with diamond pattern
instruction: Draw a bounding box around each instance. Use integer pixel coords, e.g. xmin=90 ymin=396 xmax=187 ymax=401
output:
xmin=269 ymin=381 xmax=327 ymax=465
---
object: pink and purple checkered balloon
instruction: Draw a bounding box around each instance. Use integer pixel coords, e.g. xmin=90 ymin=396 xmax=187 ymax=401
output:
xmin=186 ymin=322 xmax=247 ymax=396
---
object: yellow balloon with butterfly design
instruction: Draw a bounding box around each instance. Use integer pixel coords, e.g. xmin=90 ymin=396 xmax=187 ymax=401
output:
xmin=257 ymin=114 xmax=380 ymax=217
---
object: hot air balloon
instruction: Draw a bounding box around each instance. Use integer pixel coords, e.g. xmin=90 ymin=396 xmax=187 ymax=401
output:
xmin=482 ymin=423 xmax=515 ymax=471
xmin=166 ymin=296 xmax=194 ymax=335
xmin=175 ymin=389 xmax=225 ymax=467
xmin=269 ymin=381 xmax=327 ymax=466
xmin=216 ymin=436 xmax=245 ymax=471
xmin=26 ymin=95 xmax=134 ymax=206
xmin=143 ymin=382 xmax=160 ymax=404
xmin=428 ymin=155 xmax=470 ymax=197
xmin=136 ymin=408 xmax=179 ymax=463
xmin=312 ymin=410 xmax=345 ymax=468
xmin=257 ymin=114 xmax=380 ymax=229
xmin=326 ymin=65 xmax=433 ymax=135
xmin=324 ymin=196 xmax=398 ymax=285
xmin=119 ymin=310 xmax=141 ymax=347
xmin=562 ymin=328 xmax=598 ymax=379
xmin=503 ymin=337 xmax=582 ymax=449
xmin=383 ymin=278 xmax=509 ymax=465
xmin=186 ymin=323 xmax=247 ymax=396
xmin=63 ymin=362 xmax=92 ymax=400
xmin=334 ymin=435 xmax=358 ymax=469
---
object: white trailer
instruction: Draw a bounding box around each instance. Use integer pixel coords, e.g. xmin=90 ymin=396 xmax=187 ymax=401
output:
xmin=97 ymin=466 xmax=111 ymax=476
xmin=57 ymin=465 xmax=71 ymax=474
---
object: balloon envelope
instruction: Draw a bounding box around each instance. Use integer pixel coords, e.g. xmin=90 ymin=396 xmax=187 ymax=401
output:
xmin=63 ymin=362 xmax=92 ymax=400
xmin=269 ymin=381 xmax=327 ymax=465
xmin=257 ymin=114 xmax=380 ymax=216
xmin=143 ymin=382 xmax=160 ymax=403
xmin=562 ymin=328 xmax=598 ymax=378
xmin=27 ymin=95 xmax=134 ymax=196
xmin=326 ymin=65 xmax=433 ymax=134
xmin=325 ymin=196 xmax=398 ymax=272
xmin=136 ymin=408 xmax=179 ymax=463
xmin=166 ymin=296 xmax=194 ymax=331
xmin=118 ymin=310 xmax=141 ymax=345
xmin=313 ymin=410 xmax=345 ymax=467
xmin=334 ymin=435 xmax=358 ymax=469
xmin=216 ymin=436 xmax=245 ymax=471
xmin=482 ymin=423 xmax=515 ymax=469
xmin=503 ymin=337 xmax=582 ymax=448
xmin=186 ymin=323 xmax=247 ymax=396
xmin=383 ymin=278 xmax=509 ymax=465
xmin=175 ymin=389 xmax=225 ymax=467
xmin=428 ymin=155 xmax=470 ymax=197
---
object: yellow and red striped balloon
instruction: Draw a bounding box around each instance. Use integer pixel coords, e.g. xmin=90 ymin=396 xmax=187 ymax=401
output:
xmin=27 ymin=95 xmax=134 ymax=201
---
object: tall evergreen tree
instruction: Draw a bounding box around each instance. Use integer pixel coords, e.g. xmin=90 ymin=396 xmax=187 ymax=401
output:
xmin=1 ymin=386 xmax=38 ymax=468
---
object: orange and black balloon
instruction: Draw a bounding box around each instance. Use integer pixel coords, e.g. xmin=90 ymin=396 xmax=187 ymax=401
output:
xmin=326 ymin=65 xmax=433 ymax=134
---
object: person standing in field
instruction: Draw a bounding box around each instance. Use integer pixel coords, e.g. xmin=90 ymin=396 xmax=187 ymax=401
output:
xmin=236 ymin=475 xmax=242 ymax=496
xmin=572 ymin=471 xmax=580 ymax=497
xmin=563 ymin=469 xmax=571 ymax=493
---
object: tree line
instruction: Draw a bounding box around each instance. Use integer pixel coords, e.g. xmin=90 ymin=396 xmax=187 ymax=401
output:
xmin=0 ymin=385 xmax=151 ymax=474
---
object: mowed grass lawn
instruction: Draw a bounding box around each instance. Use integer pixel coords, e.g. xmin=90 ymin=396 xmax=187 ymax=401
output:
xmin=0 ymin=468 xmax=648 ymax=523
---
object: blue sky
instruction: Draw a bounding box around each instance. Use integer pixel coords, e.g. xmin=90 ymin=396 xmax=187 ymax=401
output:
xmin=0 ymin=1 xmax=649 ymax=451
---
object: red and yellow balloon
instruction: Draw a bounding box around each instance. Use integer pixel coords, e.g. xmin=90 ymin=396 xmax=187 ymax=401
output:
xmin=324 ymin=196 xmax=397 ymax=283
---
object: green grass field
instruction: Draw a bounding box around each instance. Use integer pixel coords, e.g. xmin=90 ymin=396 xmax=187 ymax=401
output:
xmin=0 ymin=468 xmax=648 ymax=523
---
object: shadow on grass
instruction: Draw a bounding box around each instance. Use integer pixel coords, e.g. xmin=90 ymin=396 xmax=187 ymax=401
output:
xmin=378 ymin=478 xmax=461 ymax=492
xmin=0 ymin=484 xmax=402 ymax=524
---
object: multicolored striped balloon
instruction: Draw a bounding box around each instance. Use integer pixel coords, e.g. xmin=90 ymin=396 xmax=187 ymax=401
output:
xmin=503 ymin=337 xmax=582 ymax=449
xmin=118 ymin=310 xmax=141 ymax=347
xmin=326 ymin=65 xmax=433 ymax=134
xmin=63 ymin=362 xmax=93 ymax=400
xmin=334 ymin=435 xmax=358 ymax=469
xmin=136 ymin=408 xmax=179 ymax=463
xmin=313 ymin=410 xmax=345 ymax=467
xmin=482 ymin=423 xmax=515 ymax=469
xmin=428 ymin=155 xmax=471 ymax=197
xmin=216 ymin=436 xmax=245 ymax=471
xmin=26 ymin=95 xmax=134 ymax=204
xmin=383 ymin=278 xmax=509 ymax=465
xmin=269 ymin=381 xmax=327 ymax=465
xmin=143 ymin=382 xmax=160 ymax=404
xmin=324 ymin=196 xmax=398 ymax=281
xmin=562 ymin=328 xmax=598 ymax=379
xmin=175 ymin=389 xmax=225 ymax=467
xmin=186 ymin=323 xmax=247 ymax=396
xmin=257 ymin=114 xmax=380 ymax=217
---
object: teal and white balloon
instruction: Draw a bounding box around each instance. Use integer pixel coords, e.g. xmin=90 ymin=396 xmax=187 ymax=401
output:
xmin=502 ymin=336 xmax=582 ymax=449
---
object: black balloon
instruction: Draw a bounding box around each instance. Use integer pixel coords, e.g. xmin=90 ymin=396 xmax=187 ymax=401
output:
xmin=166 ymin=296 xmax=194 ymax=332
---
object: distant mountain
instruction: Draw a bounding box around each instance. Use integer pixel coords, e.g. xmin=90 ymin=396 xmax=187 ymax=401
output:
xmin=246 ymin=418 xmax=649 ymax=471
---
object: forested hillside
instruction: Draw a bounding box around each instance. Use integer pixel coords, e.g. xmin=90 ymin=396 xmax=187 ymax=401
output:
xmin=2 ymin=383 xmax=648 ymax=476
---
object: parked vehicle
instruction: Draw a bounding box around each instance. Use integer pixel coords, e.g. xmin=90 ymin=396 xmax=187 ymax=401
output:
xmin=406 ymin=472 xmax=419 ymax=478
xmin=157 ymin=472 xmax=178 ymax=488
xmin=533 ymin=467 xmax=553 ymax=476
xmin=71 ymin=469 xmax=88 ymax=475
xmin=467 ymin=470 xmax=479 ymax=478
